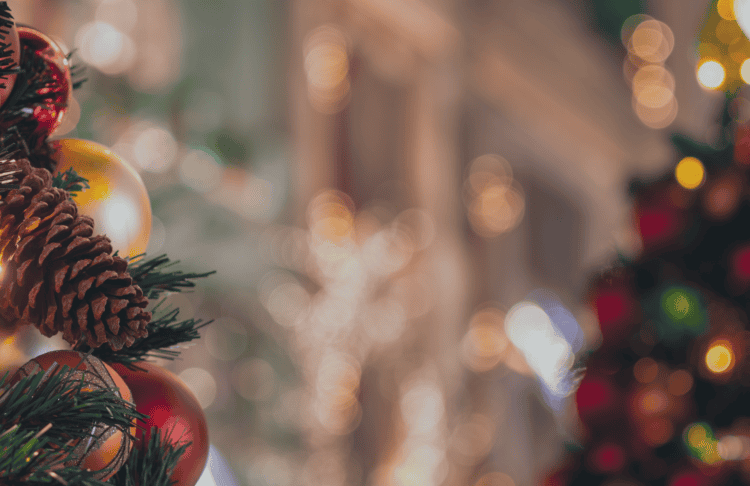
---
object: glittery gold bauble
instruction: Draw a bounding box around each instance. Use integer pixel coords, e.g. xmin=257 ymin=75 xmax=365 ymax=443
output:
xmin=51 ymin=139 xmax=152 ymax=259
xmin=11 ymin=350 xmax=135 ymax=480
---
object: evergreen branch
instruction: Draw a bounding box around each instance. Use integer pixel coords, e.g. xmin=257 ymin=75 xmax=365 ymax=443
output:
xmin=51 ymin=167 xmax=90 ymax=197
xmin=0 ymin=364 xmax=145 ymax=485
xmin=82 ymin=301 xmax=213 ymax=364
xmin=126 ymin=254 xmax=216 ymax=300
xmin=110 ymin=426 xmax=189 ymax=486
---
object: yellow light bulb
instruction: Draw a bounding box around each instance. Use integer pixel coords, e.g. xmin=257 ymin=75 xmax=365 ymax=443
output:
xmin=675 ymin=157 xmax=705 ymax=189
xmin=705 ymin=342 xmax=734 ymax=373
xmin=697 ymin=60 xmax=726 ymax=89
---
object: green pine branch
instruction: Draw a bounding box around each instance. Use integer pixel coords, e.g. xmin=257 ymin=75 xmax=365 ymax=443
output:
xmin=82 ymin=301 xmax=213 ymax=364
xmin=0 ymin=362 xmax=145 ymax=485
xmin=110 ymin=426 xmax=189 ymax=486
xmin=51 ymin=167 xmax=89 ymax=197
xmin=126 ymin=254 xmax=216 ymax=300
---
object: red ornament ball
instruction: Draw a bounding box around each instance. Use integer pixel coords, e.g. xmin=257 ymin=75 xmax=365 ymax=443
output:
xmin=110 ymin=361 xmax=209 ymax=486
xmin=10 ymin=350 xmax=135 ymax=481
xmin=17 ymin=25 xmax=71 ymax=139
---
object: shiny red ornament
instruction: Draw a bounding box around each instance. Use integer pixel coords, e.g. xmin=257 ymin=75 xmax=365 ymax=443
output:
xmin=10 ymin=350 xmax=135 ymax=481
xmin=110 ymin=361 xmax=209 ymax=486
xmin=17 ymin=25 xmax=71 ymax=139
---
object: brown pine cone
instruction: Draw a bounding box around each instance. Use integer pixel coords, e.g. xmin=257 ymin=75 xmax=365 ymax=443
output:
xmin=0 ymin=158 xmax=150 ymax=350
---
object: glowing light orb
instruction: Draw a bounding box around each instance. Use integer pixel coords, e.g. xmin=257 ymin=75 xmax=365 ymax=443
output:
xmin=697 ymin=60 xmax=726 ymax=89
xmin=674 ymin=157 xmax=705 ymax=189
xmin=705 ymin=341 xmax=735 ymax=374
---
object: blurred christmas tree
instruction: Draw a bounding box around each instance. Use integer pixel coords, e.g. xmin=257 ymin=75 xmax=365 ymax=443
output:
xmin=548 ymin=76 xmax=750 ymax=486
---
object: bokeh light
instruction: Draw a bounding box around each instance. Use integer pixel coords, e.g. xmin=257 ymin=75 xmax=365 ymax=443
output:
xmin=667 ymin=370 xmax=694 ymax=396
xmin=628 ymin=19 xmax=674 ymax=64
xmin=303 ymin=25 xmax=350 ymax=114
xmin=132 ymin=125 xmax=178 ymax=173
xmin=464 ymin=154 xmax=525 ymax=238
xmin=683 ymin=422 xmax=722 ymax=464
xmin=461 ymin=306 xmax=509 ymax=372
xmin=180 ymin=148 xmax=225 ymax=193
xmin=505 ymin=301 xmax=574 ymax=397
xmin=75 ymin=21 xmax=136 ymax=75
xmin=718 ymin=0 xmax=735 ymax=20
xmin=674 ymin=157 xmax=705 ymax=189
xmin=179 ymin=367 xmax=218 ymax=409
xmin=697 ymin=60 xmax=727 ymax=89
xmin=633 ymin=357 xmax=659 ymax=384
xmin=705 ymin=340 xmax=735 ymax=374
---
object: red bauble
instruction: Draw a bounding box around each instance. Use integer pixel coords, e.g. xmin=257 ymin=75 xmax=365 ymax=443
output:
xmin=17 ymin=25 xmax=71 ymax=139
xmin=110 ymin=361 xmax=209 ymax=486
xmin=10 ymin=350 xmax=135 ymax=480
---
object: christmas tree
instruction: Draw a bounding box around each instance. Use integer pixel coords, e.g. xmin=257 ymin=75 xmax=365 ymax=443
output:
xmin=549 ymin=24 xmax=750 ymax=486
xmin=0 ymin=4 xmax=215 ymax=485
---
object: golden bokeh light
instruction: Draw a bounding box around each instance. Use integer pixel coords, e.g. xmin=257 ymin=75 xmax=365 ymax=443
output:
xmin=467 ymin=154 xmax=513 ymax=195
xmin=467 ymin=181 xmax=525 ymax=238
xmin=621 ymin=14 xmax=654 ymax=46
xmin=308 ymin=190 xmax=357 ymax=264
xmin=461 ymin=306 xmax=509 ymax=372
xmin=628 ymin=19 xmax=674 ymax=63
xmin=675 ymin=157 xmax=705 ymax=190
xmin=742 ymin=59 xmax=750 ymax=84
xmin=718 ymin=0 xmax=736 ymax=20
xmin=705 ymin=340 xmax=735 ymax=374
xmin=697 ymin=60 xmax=727 ymax=89
xmin=632 ymin=65 xmax=675 ymax=95
xmin=729 ymin=37 xmax=750 ymax=63
xmin=639 ymin=389 xmax=669 ymax=415
xmin=451 ymin=414 xmax=495 ymax=465
xmin=304 ymin=25 xmax=350 ymax=114
xmin=634 ymin=95 xmax=678 ymax=129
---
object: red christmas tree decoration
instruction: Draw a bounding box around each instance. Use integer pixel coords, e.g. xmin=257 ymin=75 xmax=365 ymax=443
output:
xmin=110 ymin=361 xmax=209 ymax=486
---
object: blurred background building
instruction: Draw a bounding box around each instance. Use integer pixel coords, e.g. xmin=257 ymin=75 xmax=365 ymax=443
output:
xmin=0 ymin=0 xmax=737 ymax=485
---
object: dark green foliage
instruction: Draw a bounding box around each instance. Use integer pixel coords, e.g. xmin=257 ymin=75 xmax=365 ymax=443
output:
xmin=110 ymin=427 xmax=189 ymax=486
xmin=127 ymin=254 xmax=216 ymax=300
xmin=51 ymin=167 xmax=90 ymax=196
xmin=0 ymin=362 xmax=145 ymax=485
xmin=81 ymin=303 xmax=213 ymax=364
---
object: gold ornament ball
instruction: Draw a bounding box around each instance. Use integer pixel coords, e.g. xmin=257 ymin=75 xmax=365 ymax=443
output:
xmin=51 ymin=138 xmax=152 ymax=259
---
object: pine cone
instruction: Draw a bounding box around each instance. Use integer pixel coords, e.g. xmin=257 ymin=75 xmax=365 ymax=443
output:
xmin=0 ymin=158 xmax=150 ymax=349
